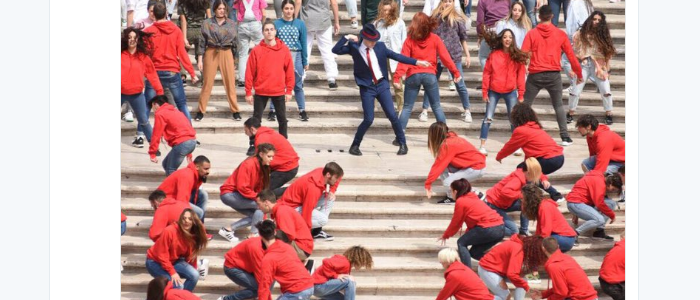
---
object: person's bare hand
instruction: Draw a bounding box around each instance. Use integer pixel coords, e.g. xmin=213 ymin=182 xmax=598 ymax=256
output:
xmin=304 ymin=65 xmax=309 ymax=71
xmin=171 ymin=273 xmax=184 ymax=287
xmin=191 ymin=75 xmax=200 ymax=84
xmin=437 ymin=237 xmax=447 ymax=246
xmin=496 ymin=158 xmax=502 ymax=164
xmin=542 ymin=180 xmax=551 ymax=189
xmin=572 ymin=215 xmax=579 ymax=226
xmin=151 ymin=157 xmax=158 ymax=163
xmin=403 ymin=0 xmax=408 ymax=5
xmin=498 ymin=279 xmax=508 ymax=290
xmin=328 ymin=192 xmax=336 ymax=201
xmin=245 ymin=95 xmax=253 ymax=104
xmin=576 ymin=77 xmax=584 ymax=84
xmin=338 ymin=274 xmax=355 ymax=282
xmin=425 ymin=188 xmax=432 ymax=199
xmin=393 ymin=82 xmax=402 ymax=90
xmin=609 ymin=217 xmax=615 ymax=224
xmin=334 ymin=22 xmax=340 ymax=35
xmin=453 ymin=76 xmax=462 ymax=83
xmin=197 ymin=61 xmax=203 ymax=72
xmin=465 ymin=55 xmax=471 ymax=68
xmin=416 ymin=60 xmax=432 ymax=67
xmin=184 ymin=39 xmax=192 ymax=49
xmin=285 ymin=94 xmax=292 ymax=102
xmin=346 ymin=34 xmax=358 ymax=42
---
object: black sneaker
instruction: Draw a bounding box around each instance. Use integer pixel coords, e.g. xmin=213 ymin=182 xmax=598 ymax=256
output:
xmin=246 ymin=145 xmax=255 ymax=156
xmin=194 ymin=112 xmax=204 ymax=121
xmin=132 ymin=136 xmax=144 ymax=148
xmin=299 ymin=110 xmax=309 ymax=121
xmin=476 ymin=86 xmax=482 ymax=90
xmin=605 ymin=115 xmax=613 ymax=125
xmin=233 ymin=112 xmax=242 ymax=121
xmin=328 ymin=81 xmax=338 ymax=90
xmin=196 ymin=140 xmax=201 ymax=147
xmin=477 ymin=191 xmax=486 ymax=201
xmin=236 ymin=81 xmax=244 ymax=87
xmin=156 ymin=150 xmax=161 ymax=157
xmin=436 ymin=197 xmax=455 ymax=205
xmin=392 ymin=138 xmax=399 ymax=146
xmin=267 ymin=111 xmax=276 ymax=121
xmin=592 ymin=229 xmax=614 ymax=240
xmin=313 ymin=231 xmax=334 ymax=241
xmin=566 ymin=113 xmax=574 ymax=124
xmin=305 ymin=259 xmax=315 ymax=274
xmin=561 ymin=136 xmax=573 ymax=146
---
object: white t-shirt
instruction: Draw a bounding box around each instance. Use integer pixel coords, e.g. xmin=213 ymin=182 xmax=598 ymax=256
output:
xmin=359 ymin=43 xmax=384 ymax=82
xmin=126 ymin=0 xmax=150 ymax=24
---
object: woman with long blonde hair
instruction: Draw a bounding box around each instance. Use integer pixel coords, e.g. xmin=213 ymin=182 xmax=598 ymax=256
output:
xmin=374 ymin=0 xmax=407 ymax=110
xmin=494 ymin=1 xmax=532 ymax=48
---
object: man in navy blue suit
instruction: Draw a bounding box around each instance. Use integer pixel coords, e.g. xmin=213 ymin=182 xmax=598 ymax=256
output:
xmin=332 ymin=24 xmax=431 ymax=156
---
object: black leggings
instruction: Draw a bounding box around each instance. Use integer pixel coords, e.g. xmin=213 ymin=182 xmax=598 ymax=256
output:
xmin=253 ymin=95 xmax=287 ymax=138
xmin=599 ymin=277 xmax=625 ymax=300
xmin=517 ymin=155 xmax=565 ymax=199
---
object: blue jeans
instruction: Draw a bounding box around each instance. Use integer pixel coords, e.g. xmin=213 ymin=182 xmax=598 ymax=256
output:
xmin=121 ymin=93 xmax=153 ymax=141
xmin=163 ymin=139 xmax=197 ymax=176
xmin=552 ymin=233 xmax=576 ymax=253
xmin=146 ymin=258 xmax=200 ymax=291
xmin=548 ymin=0 xmax=571 ymax=27
xmin=121 ymin=220 xmax=126 ymax=236
xmin=478 ymin=265 xmax=527 ymax=300
xmin=314 ymin=279 xmax=356 ymax=300
xmin=457 ymin=225 xmax=505 ymax=268
xmin=400 ymin=73 xmax=445 ymax=130
xmin=422 ymin=63 xmax=470 ymax=110
xmin=478 ymin=40 xmax=491 ymax=71
xmin=220 ymin=192 xmax=264 ymax=234
xmin=353 ymin=80 xmax=406 ymax=146
xmin=189 ymin=187 xmax=208 ymax=222
xmin=567 ymin=198 xmax=617 ymax=235
xmin=145 ymin=71 xmax=192 ymax=123
xmin=223 ymin=266 xmax=259 ymax=300
xmin=464 ymin=0 xmax=473 ymax=17
xmin=271 ymin=51 xmax=306 ymax=112
xmin=582 ymin=156 xmax=624 ymax=175
xmin=278 ymin=287 xmax=314 ymax=300
xmin=487 ymin=201 xmax=529 ymax=236
xmin=479 ymin=90 xmax=517 ymax=140
xmin=513 ymin=0 xmax=538 ymax=26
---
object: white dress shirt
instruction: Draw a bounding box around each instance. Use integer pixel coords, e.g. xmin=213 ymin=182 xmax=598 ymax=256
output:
xmin=358 ymin=43 xmax=384 ymax=82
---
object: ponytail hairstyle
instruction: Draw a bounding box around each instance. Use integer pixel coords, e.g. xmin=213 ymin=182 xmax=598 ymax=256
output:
xmin=521 ymin=235 xmax=548 ymax=273
xmin=176 ymin=209 xmax=208 ymax=261
xmin=450 ymin=178 xmax=472 ymax=199
xmin=146 ymin=276 xmax=169 ymax=300
xmin=521 ymin=157 xmax=543 ymax=185
xmin=343 ymin=246 xmax=374 ymax=270
xmin=427 ymin=122 xmax=450 ymax=158
xmin=255 ymin=143 xmax=276 ymax=190
xmin=521 ymin=183 xmax=543 ymax=220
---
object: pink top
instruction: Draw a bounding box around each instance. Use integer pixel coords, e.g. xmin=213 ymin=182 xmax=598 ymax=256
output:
xmin=233 ymin=0 xmax=267 ymax=22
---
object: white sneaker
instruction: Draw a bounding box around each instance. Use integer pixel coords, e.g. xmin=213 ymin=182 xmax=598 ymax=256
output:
xmin=216 ymin=297 xmax=224 ymax=300
xmin=479 ymin=147 xmax=488 ymax=156
xmin=199 ymin=259 xmax=210 ymax=277
xmin=123 ymin=111 xmax=134 ymax=122
xmin=609 ymin=0 xmax=620 ymax=2
xmin=218 ymin=227 xmax=239 ymax=243
xmin=418 ymin=110 xmax=428 ymax=122
xmin=514 ymin=148 xmax=524 ymax=156
xmin=351 ymin=20 xmax=359 ymax=29
xmin=462 ymin=110 xmax=472 ymax=123
xmin=448 ymin=81 xmax=456 ymax=91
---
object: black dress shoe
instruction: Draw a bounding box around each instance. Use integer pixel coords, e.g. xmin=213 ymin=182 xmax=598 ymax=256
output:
xmin=194 ymin=112 xmax=204 ymax=121
xmin=392 ymin=138 xmax=399 ymax=146
xmin=397 ymin=144 xmax=408 ymax=155
xmin=349 ymin=145 xmax=362 ymax=156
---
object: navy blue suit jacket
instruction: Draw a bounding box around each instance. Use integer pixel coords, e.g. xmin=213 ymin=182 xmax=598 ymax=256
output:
xmin=332 ymin=36 xmax=417 ymax=87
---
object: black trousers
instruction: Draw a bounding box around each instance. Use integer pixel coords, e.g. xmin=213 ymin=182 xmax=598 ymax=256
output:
xmin=599 ymin=277 xmax=625 ymax=300
xmin=253 ymin=95 xmax=288 ymax=138
xmin=270 ymin=167 xmax=298 ymax=191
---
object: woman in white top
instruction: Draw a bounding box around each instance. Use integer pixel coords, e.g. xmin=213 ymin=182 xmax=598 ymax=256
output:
xmin=423 ymin=0 xmax=460 ymax=17
xmin=494 ymin=1 xmax=532 ymax=48
xmin=375 ymin=0 xmax=407 ymax=111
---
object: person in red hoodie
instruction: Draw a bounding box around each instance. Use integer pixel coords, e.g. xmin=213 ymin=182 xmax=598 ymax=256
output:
xmin=566 ymin=171 xmax=621 ymax=241
xmin=147 ymin=190 xmax=191 ymax=242
xmin=257 ymin=218 xmax=315 ymax=300
xmin=219 ymin=222 xmax=269 ymax=300
xmin=148 ymin=95 xmax=198 ymax=176
xmin=278 ymin=162 xmax=344 ymax=241
xmin=520 ymin=5 xmax=583 ymax=146
xmin=530 ymin=237 xmax=598 ymax=300
xmin=435 ymin=248 xmax=493 ymax=300
xmin=425 ymin=122 xmax=486 ymax=204
xmin=575 ymin=114 xmax=625 ymax=175
xmin=312 ymin=246 xmax=374 ymax=300
xmin=599 ymin=232 xmax=625 ymax=300
xmin=477 ymin=235 xmax=549 ymax=300
xmin=438 ymin=179 xmax=505 ymax=268
xmin=256 ymin=190 xmax=315 ymax=264
xmin=144 ymin=2 xmax=199 ymax=122
xmin=157 ymin=155 xmax=211 ymax=222
xmin=147 ymin=276 xmax=202 ymax=300
xmin=521 ymin=184 xmax=577 ymax=252
xmin=218 ymin=143 xmax=276 ymax=242
xmin=245 ymin=19 xmax=295 ymax=139
xmin=121 ymin=27 xmax=164 ymax=148
xmin=146 ymin=209 xmax=208 ymax=292
xmin=243 ymin=117 xmax=300 ymax=193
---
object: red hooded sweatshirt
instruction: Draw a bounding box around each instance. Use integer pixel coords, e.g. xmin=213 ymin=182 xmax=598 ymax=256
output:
xmin=521 ymin=23 xmax=582 ymax=78
xmin=566 ymin=170 xmax=616 ymax=220
xmin=482 ymin=49 xmax=526 ymax=100
xmin=496 ymin=121 xmax=564 ymax=161
xmin=146 ymin=224 xmax=197 ymax=275
xmin=162 ymin=281 xmax=201 ymax=300
xmin=599 ymin=239 xmax=625 ymax=284
xmin=149 ymin=197 xmax=191 ymax=242
xmin=220 ymin=157 xmax=264 ymax=199
xmin=121 ymin=51 xmax=164 ymax=95
xmin=442 ymin=193 xmax=503 ymax=239
xmin=278 ymin=168 xmax=342 ymax=229
xmin=541 ymin=250 xmax=598 ymax=300
xmin=271 ymin=204 xmax=314 ymax=255
xmin=536 ymin=199 xmax=577 ymax=238
xmin=586 ymin=125 xmax=625 ymax=173
xmin=148 ymin=103 xmax=197 ymax=159
xmin=245 ymin=38 xmax=295 ymax=97
xmin=435 ymin=261 xmax=493 ymax=300
xmin=312 ymin=254 xmax=351 ymax=284
xmin=393 ymin=33 xmax=460 ymax=82
xmin=121 ymin=212 xmax=127 ymax=222
xmin=157 ymin=162 xmax=204 ymax=204
xmin=224 ymin=236 xmax=265 ymax=276
xmin=478 ymin=234 xmax=529 ymax=291
xmin=144 ymin=21 xmax=196 ymax=77
xmin=425 ymin=132 xmax=486 ymax=190
xmin=258 ymin=241 xmax=314 ymax=300
xmin=255 ymin=126 xmax=300 ymax=172
xmin=486 ymin=169 xmax=548 ymax=210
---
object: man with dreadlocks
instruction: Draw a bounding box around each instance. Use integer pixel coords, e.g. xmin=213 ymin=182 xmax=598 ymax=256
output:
xmin=311 ymin=246 xmax=374 ymax=300
xmin=567 ymin=11 xmax=617 ymax=125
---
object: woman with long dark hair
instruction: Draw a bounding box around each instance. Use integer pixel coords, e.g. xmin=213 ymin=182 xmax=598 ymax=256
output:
xmin=218 ymin=143 xmax=275 ymax=242
xmin=521 ymin=183 xmax=577 ymax=252
xmin=146 ymin=276 xmax=201 ymax=300
xmin=146 ymin=209 xmax=208 ymax=292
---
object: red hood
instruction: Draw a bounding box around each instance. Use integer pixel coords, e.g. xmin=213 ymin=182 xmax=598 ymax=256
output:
xmin=524 ymin=121 xmax=542 ymax=130
xmin=412 ymin=34 xmax=436 ymax=49
xmin=257 ymin=38 xmax=288 ymax=51
xmin=535 ymin=23 xmax=557 ymax=39
xmin=151 ymin=20 xmax=179 ymax=34
xmin=594 ymin=124 xmax=612 ymax=137
xmin=545 ymin=249 xmax=565 ymax=267
xmin=444 ymin=261 xmax=470 ymax=279
xmin=186 ymin=162 xmax=202 ymax=182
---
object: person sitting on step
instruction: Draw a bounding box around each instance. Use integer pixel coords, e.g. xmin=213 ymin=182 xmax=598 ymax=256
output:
xmin=576 ymin=114 xmax=625 ymax=175
xmin=147 ymin=276 xmax=202 ymax=300
xmin=256 ymin=190 xmax=315 ymax=265
xmin=156 ymin=155 xmax=210 ymax=223
xmin=565 ymin=171 xmax=621 ymax=241
xmin=218 ymin=222 xmax=268 ymax=300
xmin=243 ymin=117 xmax=300 ymax=195
xmin=435 ymin=247 xmax=493 ymax=300
xmin=529 ymin=237 xmax=599 ymax=300
xmin=521 ymin=183 xmax=577 ymax=252
xmin=312 ymin=246 xmax=374 ymax=300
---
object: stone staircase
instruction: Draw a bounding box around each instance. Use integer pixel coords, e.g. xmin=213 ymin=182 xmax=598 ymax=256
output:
xmin=121 ymin=0 xmax=625 ymax=299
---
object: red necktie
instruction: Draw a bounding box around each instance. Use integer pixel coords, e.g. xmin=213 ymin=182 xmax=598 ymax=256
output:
xmin=366 ymin=47 xmax=378 ymax=84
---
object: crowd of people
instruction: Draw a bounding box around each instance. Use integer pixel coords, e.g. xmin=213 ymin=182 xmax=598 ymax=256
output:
xmin=121 ymin=0 xmax=625 ymax=299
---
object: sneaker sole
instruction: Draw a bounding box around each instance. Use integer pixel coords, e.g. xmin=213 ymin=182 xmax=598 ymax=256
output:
xmin=132 ymin=144 xmax=144 ymax=148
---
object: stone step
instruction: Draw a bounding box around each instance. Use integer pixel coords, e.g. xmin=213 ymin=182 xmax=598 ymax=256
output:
xmin=121 ymin=291 xmax=614 ymax=300
xmin=326 ymin=0 xmax=627 ymax=15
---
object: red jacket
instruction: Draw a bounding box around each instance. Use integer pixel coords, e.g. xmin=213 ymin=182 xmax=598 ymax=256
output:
xmin=163 ymin=281 xmax=201 ymax=300
xmin=586 ymin=125 xmax=625 ymax=173
xmin=255 ymin=126 xmax=299 ymax=172
xmin=258 ymin=241 xmax=314 ymax=300
xmin=224 ymin=236 xmax=265 ymax=276
xmin=599 ymin=239 xmax=625 ymax=284
xmin=271 ymin=204 xmax=314 ymax=255
xmin=435 ymin=261 xmax=493 ymax=300
xmin=486 ymin=169 xmax=548 ymax=210
xmin=148 ymin=103 xmax=197 ymax=159
xmin=312 ymin=255 xmax=351 ymax=284
xmin=541 ymin=250 xmax=598 ymax=300
xmin=566 ymin=171 xmax=616 ymax=220
xmin=157 ymin=162 xmax=204 ymax=204
xmin=478 ymin=234 xmax=529 ymax=291
xmin=482 ymin=49 xmax=526 ymax=100
xmin=245 ymin=38 xmax=295 ymax=97
xmin=536 ymin=199 xmax=576 ymax=237
xmin=220 ymin=157 xmax=264 ymax=199
xmin=521 ymin=23 xmax=582 ymax=78
xmin=394 ymin=33 xmax=459 ymax=82
xmin=144 ymin=21 xmax=196 ymax=76
xmin=425 ymin=132 xmax=486 ymax=189
xmin=443 ymin=193 xmax=503 ymax=239
xmin=279 ymin=168 xmax=342 ymax=228
xmin=496 ymin=122 xmax=564 ymax=161
xmin=121 ymin=212 xmax=127 ymax=222
xmin=121 ymin=51 xmax=164 ymax=95
xmin=149 ymin=198 xmax=191 ymax=242
xmin=146 ymin=224 xmax=197 ymax=275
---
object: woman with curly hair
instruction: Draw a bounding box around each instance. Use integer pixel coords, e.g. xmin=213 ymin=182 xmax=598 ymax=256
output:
xmin=312 ymin=246 xmax=374 ymax=300
xmin=494 ymin=1 xmax=532 ymax=48
xmin=375 ymin=0 xmax=407 ymax=110
xmin=521 ymin=183 xmax=577 ymax=252
xmin=567 ymin=11 xmax=617 ymax=125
